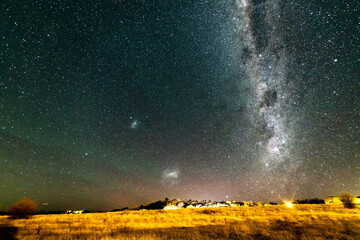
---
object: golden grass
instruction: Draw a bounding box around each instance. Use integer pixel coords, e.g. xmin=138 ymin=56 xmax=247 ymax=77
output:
xmin=1 ymin=204 xmax=360 ymax=239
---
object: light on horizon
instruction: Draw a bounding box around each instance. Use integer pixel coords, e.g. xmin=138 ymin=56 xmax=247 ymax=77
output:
xmin=285 ymin=201 xmax=293 ymax=208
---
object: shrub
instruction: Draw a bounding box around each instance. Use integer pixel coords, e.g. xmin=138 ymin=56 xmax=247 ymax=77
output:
xmin=294 ymin=198 xmax=325 ymax=204
xmin=143 ymin=201 xmax=166 ymax=210
xmin=339 ymin=193 xmax=355 ymax=209
xmin=202 ymin=209 xmax=216 ymax=215
xmin=7 ymin=199 xmax=37 ymax=219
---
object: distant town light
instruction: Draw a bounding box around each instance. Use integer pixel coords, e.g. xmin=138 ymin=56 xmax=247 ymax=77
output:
xmin=285 ymin=202 xmax=293 ymax=208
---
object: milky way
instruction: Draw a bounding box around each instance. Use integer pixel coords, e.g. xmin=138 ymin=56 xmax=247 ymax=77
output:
xmin=234 ymin=0 xmax=292 ymax=169
xmin=226 ymin=0 xmax=299 ymax=200
xmin=1 ymin=0 xmax=359 ymax=210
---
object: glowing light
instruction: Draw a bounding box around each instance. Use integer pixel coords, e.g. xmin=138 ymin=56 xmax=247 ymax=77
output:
xmin=285 ymin=201 xmax=293 ymax=208
xmin=164 ymin=205 xmax=179 ymax=210
xmin=271 ymin=146 xmax=280 ymax=154
xmin=164 ymin=202 xmax=184 ymax=210
xmin=131 ymin=120 xmax=138 ymax=129
xmin=162 ymin=169 xmax=180 ymax=186
xmin=166 ymin=171 xmax=178 ymax=178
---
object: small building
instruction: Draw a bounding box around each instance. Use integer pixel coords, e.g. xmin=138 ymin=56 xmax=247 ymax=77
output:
xmin=66 ymin=210 xmax=84 ymax=214
xmin=324 ymin=196 xmax=342 ymax=204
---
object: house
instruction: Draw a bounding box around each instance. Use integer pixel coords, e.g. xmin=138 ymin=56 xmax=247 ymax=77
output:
xmin=324 ymin=196 xmax=342 ymax=204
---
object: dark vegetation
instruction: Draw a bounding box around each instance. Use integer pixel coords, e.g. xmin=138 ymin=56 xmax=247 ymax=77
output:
xmin=294 ymin=198 xmax=325 ymax=204
xmin=0 ymin=224 xmax=18 ymax=240
xmin=339 ymin=193 xmax=356 ymax=209
xmin=139 ymin=200 xmax=167 ymax=210
xmin=111 ymin=207 xmax=128 ymax=212
xmin=6 ymin=199 xmax=37 ymax=219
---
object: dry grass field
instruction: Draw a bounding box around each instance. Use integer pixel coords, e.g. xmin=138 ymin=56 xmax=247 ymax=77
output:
xmin=1 ymin=204 xmax=359 ymax=239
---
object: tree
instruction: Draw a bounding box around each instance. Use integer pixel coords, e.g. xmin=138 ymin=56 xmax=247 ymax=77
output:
xmin=7 ymin=199 xmax=37 ymax=219
xmin=294 ymin=198 xmax=325 ymax=204
xmin=339 ymin=193 xmax=355 ymax=209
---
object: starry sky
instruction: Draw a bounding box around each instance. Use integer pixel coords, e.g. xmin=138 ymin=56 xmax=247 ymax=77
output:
xmin=1 ymin=0 xmax=359 ymax=211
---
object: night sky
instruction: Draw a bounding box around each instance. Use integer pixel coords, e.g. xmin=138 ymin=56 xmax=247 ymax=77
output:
xmin=1 ymin=0 xmax=359 ymax=211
